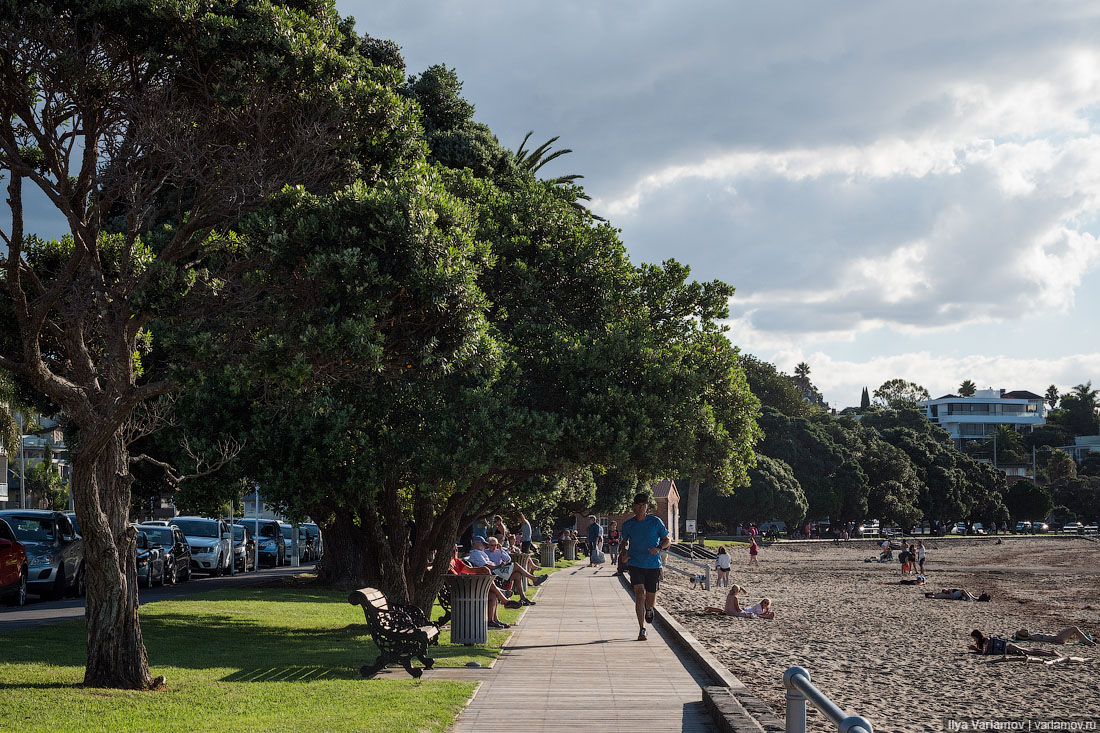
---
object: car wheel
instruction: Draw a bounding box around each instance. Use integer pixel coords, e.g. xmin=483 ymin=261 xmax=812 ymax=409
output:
xmin=47 ymin=566 xmax=66 ymax=601
xmin=75 ymin=563 xmax=87 ymax=597
xmin=166 ymin=561 xmax=177 ymax=585
xmin=5 ymin=567 xmax=27 ymax=607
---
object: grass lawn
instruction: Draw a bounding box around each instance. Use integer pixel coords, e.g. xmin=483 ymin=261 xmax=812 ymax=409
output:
xmin=0 ymin=559 xmax=575 ymax=733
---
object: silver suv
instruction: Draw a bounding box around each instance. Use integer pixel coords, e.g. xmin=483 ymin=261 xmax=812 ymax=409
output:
xmin=171 ymin=517 xmax=230 ymax=576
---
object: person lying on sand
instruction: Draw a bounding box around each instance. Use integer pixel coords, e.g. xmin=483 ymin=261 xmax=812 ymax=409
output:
xmin=925 ymin=588 xmax=990 ymax=601
xmin=1014 ymin=627 xmax=1096 ymax=646
xmin=884 ymin=576 xmax=925 ymax=585
xmin=742 ymin=598 xmax=775 ymax=619
xmin=969 ymin=629 xmax=1060 ymax=657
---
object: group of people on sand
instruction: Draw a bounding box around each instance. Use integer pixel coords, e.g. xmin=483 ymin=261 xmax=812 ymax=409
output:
xmin=702 ymin=584 xmax=775 ymax=618
xmin=880 ymin=538 xmax=926 ymax=573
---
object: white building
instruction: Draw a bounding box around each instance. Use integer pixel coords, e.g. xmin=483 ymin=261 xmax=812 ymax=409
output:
xmin=922 ymin=389 xmax=1047 ymax=448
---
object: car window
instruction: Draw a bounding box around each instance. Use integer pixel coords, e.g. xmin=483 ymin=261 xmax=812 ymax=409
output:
xmin=0 ymin=519 xmax=15 ymax=542
xmin=141 ymin=527 xmax=175 ymax=546
xmin=7 ymin=516 xmax=55 ymax=542
xmin=67 ymin=514 xmax=82 ymax=536
xmin=172 ymin=519 xmax=219 ymax=538
xmin=232 ymin=526 xmax=250 ymax=541
xmin=280 ymin=525 xmax=293 ymax=539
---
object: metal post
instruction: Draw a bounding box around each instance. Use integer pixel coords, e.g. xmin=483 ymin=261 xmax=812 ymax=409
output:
xmin=229 ymin=500 xmax=235 ymax=575
xmin=784 ymin=666 xmax=809 ymax=733
xmin=253 ymin=486 xmax=260 ymax=570
xmin=17 ymin=413 xmax=25 ymax=509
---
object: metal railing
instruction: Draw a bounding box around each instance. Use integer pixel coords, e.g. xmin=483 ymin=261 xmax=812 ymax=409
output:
xmin=660 ymin=550 xmax=712 ymax=589
xmin=783 ymin=666 xmax=874 ymax=733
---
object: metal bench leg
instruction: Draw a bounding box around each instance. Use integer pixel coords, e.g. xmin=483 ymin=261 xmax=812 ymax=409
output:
xmin=417 ymin=654 xmax=435 ymax=670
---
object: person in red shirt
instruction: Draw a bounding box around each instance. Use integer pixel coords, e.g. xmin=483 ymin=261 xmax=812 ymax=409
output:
xmin=449 ymin=545 xmax=521 ymax=628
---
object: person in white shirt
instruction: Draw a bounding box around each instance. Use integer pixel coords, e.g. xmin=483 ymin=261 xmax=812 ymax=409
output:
xmin=714 ymin=546 xmax=732 ymax=587
xmin=478 ymin=536 xmax=545 ymax=606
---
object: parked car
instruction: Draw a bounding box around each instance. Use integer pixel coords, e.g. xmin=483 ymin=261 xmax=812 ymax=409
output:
xmin=134 ymin=529 xmax=166 ymax=588
xmin=0 ymin=518 xmax=29 ymax=606
xmin=1062 ymin=522 xmax=1083 ymax=533
xmin=234 ymin=518 xmax=285 ymax=567
xmin=0 ymin=510 xmax=84 ymax=600
xmin=1015 ymin=521 xmax=1031 ymax=534
xmin=1032 ymin=522 xmax=1049 ymax=534
xmin=301 ymin=523 xmax=322 ymax=562
xmin=171 ymin=517 xmax=230 ymax=576
xmin=954 ymin=522 xmax=967 ymax=535
xmin=135 ymin=524 xmax=192 ymax=584
xmin=1083 ymin=523 xmax=1099 ymax=534
xmin=230 ymin=524 xmax=256 ymax=572
xmin=278 ymin=522 xmax=309 ymax=563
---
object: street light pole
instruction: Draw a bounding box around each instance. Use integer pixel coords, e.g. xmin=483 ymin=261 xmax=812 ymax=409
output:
xmin=17 ymin=413 xmax=25 ymax=510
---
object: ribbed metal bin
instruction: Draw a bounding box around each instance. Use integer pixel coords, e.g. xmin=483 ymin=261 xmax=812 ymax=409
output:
xmin=560 ymin=538 xmax=577 ymax=561
xmin=444 ymin=573 xmax=494 ymax=644
xmin=539 ymin=543 xmax=556 ymax=568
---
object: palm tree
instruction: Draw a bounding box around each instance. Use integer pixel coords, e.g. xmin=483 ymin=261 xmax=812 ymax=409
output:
xmin=1071 ymin=381 xmax=1098 ymax=407
xmin=513 ymin=131 xmax=604 ymax=220
xmin=958 ymin=379 xmax=976 ymax=397
xmin=1045 ymin=384 xmax=1059 ymax=410
xmin=793 ymin=362 xmax=811 ymax=394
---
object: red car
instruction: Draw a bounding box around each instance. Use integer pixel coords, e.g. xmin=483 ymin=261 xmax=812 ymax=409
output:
xmin=0 ymin=517 xmax=28 ymax=606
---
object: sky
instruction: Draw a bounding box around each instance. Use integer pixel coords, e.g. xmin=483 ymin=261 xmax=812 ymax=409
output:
xmin=15 ymin=2 xmax=1100 ymax=409
xmin=338 ymin=0 xmax=1100 ymax=408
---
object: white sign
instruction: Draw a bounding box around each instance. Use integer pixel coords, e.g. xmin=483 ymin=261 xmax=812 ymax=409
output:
xmin=685 ymin=519 xmax=697 ymax=533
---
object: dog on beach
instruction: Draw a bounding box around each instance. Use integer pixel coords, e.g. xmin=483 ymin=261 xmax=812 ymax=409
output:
xmin=689 ymin=574 xmax=708 ymax=590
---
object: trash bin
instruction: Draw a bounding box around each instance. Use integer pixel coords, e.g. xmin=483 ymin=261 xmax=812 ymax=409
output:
xmin=560 ymin=538 xmax=577 ymax=561
xmin=539 ymin=542 xmax=556 ymax=569
xmin=444 ymin=573 xmax=494 ymax=645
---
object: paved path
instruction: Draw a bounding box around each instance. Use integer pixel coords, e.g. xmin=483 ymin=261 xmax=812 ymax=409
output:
xmin=444 ymin=563 xmax=717 ymax=732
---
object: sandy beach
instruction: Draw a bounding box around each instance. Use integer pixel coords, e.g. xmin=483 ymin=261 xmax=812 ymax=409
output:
xmin=660 ymin=537 xmax=1100 ymax=733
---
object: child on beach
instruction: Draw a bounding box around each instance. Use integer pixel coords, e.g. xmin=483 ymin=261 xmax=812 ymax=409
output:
xmin=703 ymin=585 xmax=746 ymax=616
xmin=748 ymin=537 xmax=759 ymax=566
xmin=714 ymin=546 xmax=731 ymax=587
xmin=743 ymin=598 xmax=775 ymax=619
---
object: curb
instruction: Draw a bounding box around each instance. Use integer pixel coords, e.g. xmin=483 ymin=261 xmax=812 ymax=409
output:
xmin=617 ymin=573 xmax=784 ymax=733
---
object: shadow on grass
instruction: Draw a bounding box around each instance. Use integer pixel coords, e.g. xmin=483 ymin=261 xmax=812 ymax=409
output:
xmin=0 ymin=592 xmax=502 ymax=683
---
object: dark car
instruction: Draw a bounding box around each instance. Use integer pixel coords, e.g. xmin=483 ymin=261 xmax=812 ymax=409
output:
xmin=234 ymin=518 xmax=285 ymax=567
xmin=0 ymin=510 xmax=84 ymax=600
xmin=134 ymin=529 xmax=166 ymax=588
xmin=230 ymin=524 xmax=256 ymax=572
xmin=135 ymin=524 xmax=192 ymax=584
xmin=0 ymin=518 xmax=29 ymax=606
xmin=301 ymin=522 xmax=322 ymax=563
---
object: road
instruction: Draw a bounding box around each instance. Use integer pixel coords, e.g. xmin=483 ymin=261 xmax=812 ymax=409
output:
xmin=0 ymin=562 xmax=317 ymax=633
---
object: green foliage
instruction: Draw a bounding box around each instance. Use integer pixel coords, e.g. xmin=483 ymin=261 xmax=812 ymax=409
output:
xmin=958 ymin=379 xmax=976 ymax=397
xmin=872 ymin=379 xmax=931 ymax=410
xmin=1003 ymin=479 xmax=1053 ymax=523
xmin=1042 ymin=449 xmax=1077 ymax=483
xmin=1050 ymin=476 xmax=1100 ymax=523
xmin=739 ymin=354 xmax=811 ymax=417
xmin=1047 ymin=382 xmax=1100 ymax=437
xmin=1045 ymin=384 xmax=1060 ymax=409
xmin=24 ymin=445 xmax=69 ymax=510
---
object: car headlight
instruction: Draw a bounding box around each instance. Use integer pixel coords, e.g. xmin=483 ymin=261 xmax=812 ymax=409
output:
xmin=31 ymin=552 xmax=57 ymax=566
xmin=192 ymin=546 xmax=212 ymax=553
xmin=138 ymin=559 xmax=148 ymax=567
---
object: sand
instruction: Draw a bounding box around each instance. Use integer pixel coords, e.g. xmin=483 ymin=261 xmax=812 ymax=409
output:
xmin=660 ymin=537 xmax=1100 ymax=733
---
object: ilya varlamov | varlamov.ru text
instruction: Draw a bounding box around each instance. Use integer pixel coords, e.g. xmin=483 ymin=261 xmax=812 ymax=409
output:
xmin=944 ymin=719 xmax=1098 ymax=731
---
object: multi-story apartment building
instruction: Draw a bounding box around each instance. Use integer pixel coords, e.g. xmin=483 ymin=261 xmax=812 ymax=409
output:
xmin=922 ymin=389 xmax=1047 ymax=447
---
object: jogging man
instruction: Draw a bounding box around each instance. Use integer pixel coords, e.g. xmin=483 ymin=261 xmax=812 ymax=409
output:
xmin=619 ymin=492 xmax=671 ymax=641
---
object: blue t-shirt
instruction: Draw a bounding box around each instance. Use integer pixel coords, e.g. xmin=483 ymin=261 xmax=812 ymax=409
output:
xmin=621 ymin=515 xmax=669 ymax=569
xmin=586 ymin=522 xmax=603 ymax=545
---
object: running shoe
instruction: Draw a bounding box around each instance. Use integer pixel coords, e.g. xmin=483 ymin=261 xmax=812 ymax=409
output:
xmin=520 ymin=598 xmax=536 ymax=606
xmin=644 ymin=608 xmax=655 ymax=623
xmin=488 ymin=620 xmax=504 ymax=629
xmin=504 ymin=600 xmax=522 ymax=609
xmin=637 ymin=628 xmax=647 ymax=641
xmin=533 ymin=575 xmax=548 ymax=586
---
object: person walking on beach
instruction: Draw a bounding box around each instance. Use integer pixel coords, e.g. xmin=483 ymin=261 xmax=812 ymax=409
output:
xmin=916 ymin=541 xmax=926 ymax=574
xmin=714 ymin=546 xmax=731 ymax=587
xmin=748 ymin=536 xmax=759 ymax=566
xmin=620 ymin=492 xmax=671 ymax=641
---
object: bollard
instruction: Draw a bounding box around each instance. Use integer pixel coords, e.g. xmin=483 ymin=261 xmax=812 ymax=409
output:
xmin=784 ymin=666 xmax=809 ymax=733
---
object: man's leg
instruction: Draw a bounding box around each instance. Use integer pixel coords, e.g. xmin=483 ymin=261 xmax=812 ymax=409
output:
xmin=633 ymin=584 xmax=647 ymax=631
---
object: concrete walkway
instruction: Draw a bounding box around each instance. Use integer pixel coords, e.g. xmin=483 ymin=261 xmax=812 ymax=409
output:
xmin=442 ymin=563 xmax=717 ymax=732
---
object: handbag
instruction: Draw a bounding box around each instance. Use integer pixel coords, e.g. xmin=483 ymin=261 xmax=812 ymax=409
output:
xmin=592 ymin=550 xmax=606 ymax=565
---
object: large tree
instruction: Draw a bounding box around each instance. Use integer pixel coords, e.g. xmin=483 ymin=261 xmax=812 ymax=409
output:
xmin=873 ymin=379 xmax=931 ymax=411
xmin=958 ymin=379 xmax=977 ymax=397
xmin=0 ymin=1 xmax=418 ymax=688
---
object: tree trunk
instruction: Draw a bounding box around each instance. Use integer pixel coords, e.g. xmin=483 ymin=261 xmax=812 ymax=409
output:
xmin=73 ymin=432 xmax=154 ymax=689
xmin=317 ymin=511 xmax=371 ymax=589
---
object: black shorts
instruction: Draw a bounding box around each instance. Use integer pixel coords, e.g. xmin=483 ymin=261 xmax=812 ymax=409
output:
xmin=521 ymin=540 xmax=534 ymax=553
xmin=628 ymin=566 xmax=662 ymax=593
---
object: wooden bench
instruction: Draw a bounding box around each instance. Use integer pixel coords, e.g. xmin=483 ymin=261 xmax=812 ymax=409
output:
xmin=348 ymin=587 xmax=439 ymax=678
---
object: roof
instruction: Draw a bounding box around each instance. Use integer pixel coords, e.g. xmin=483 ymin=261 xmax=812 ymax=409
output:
xmin=1001 ymin=390 xmax=1044 ymax=400
xmin=934 ymin=394 xmax=959 ymax=400
xmin=651 ymin=479 xmax=679 ymax=500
